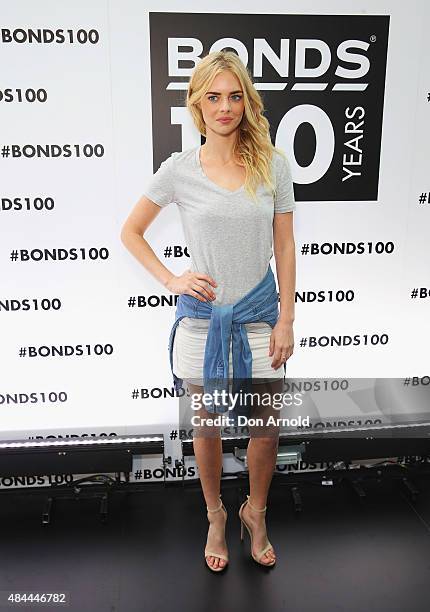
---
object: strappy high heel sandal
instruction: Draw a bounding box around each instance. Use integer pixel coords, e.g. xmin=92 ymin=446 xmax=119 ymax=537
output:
xmin=204 ymin=495 xmax=229 ymax=572
xmin=239 ymin=494 xmax=276 ymax=567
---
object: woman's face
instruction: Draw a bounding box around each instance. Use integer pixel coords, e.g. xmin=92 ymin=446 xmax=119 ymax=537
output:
xmin=198 ymin=70 xmax=245 ymax=137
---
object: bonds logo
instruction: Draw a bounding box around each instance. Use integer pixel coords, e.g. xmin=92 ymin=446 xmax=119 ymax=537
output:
xmin=148 ymin=13 xmax=389 ymax=202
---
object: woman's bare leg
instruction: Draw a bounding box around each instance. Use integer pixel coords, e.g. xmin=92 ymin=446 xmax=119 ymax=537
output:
xmin=188 ymin=381 xmax=227 ymax=570
xmin=243 ymin=378 xmax=283 ymax=565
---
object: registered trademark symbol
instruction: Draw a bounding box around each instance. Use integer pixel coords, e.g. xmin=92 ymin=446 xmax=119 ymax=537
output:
xmin=370 ymin=34 xmax=376 ymax=42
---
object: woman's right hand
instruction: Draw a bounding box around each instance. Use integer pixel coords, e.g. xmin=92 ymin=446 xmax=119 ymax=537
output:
xmin=166 ymin=269 xmax=217 ymax=302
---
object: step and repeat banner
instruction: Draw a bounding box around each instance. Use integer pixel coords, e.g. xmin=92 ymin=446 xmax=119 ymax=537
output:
xmin=1 ymin=1 xmax=429 ymax=485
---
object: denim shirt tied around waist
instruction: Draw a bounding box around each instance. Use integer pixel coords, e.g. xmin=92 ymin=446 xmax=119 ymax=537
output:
xmin=167 ymin=264 xmax=286 ymax=416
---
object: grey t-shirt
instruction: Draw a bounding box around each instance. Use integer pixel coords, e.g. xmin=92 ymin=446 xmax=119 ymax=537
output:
xmin=143 ymin=145 xmax=296 ymax=332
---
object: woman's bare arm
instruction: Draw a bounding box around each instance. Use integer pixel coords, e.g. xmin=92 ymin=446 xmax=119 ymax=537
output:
xmin=120 ymin=195 xmax=217 ymax=301
xmin=120 ymin=195 xmax=175 ymax=288
xmin=273 ymin=211 xmax=296 ymax=323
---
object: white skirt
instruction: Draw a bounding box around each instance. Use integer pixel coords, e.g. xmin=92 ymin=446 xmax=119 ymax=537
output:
xmin=173 ymin=318 xmax=284 ymax=385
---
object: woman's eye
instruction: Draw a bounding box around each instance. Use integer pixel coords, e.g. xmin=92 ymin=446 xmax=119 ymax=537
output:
xmin=207 ymin=95 xmax=242 ymax=102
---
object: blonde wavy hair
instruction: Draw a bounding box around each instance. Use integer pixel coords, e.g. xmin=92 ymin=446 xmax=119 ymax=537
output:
xmin=186 ymin=50 xmax=286 ymax=202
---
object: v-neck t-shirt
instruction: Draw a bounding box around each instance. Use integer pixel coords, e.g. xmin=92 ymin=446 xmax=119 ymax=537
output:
xmin=143 ymin=144 xmax=296 ymax=333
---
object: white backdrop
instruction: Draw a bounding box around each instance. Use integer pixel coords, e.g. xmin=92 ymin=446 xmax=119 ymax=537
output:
xmin=0 ymin=0 xmax=429 ymax=485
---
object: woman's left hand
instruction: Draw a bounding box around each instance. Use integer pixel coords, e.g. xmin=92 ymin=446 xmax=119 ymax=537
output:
xmin=268 ymin=320 xmax=294 ymax=370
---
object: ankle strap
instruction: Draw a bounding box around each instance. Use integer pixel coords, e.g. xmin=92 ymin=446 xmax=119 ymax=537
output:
xmin=246 ymin=494 xmax=267 ymax=513
xmin=206 ymin=495 xmax=223 ymax=513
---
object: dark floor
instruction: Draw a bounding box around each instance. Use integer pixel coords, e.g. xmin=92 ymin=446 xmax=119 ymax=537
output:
xmin=1 ymin=471 xmax=430 ymax=612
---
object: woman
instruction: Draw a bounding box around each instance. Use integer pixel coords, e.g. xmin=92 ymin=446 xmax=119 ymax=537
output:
xmin=120 ymin=51 xmax=296 ymax=572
